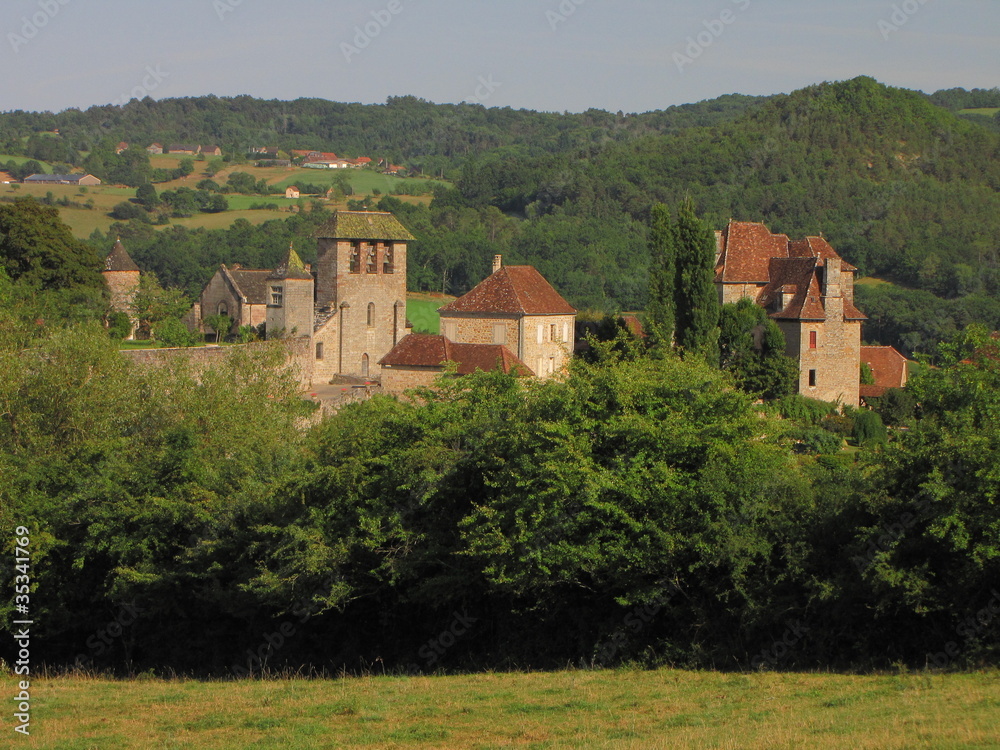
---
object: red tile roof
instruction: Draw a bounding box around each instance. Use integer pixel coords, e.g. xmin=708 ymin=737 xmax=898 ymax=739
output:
xmin=438 ymin=266 xmax=576 ymax=316
xmin=379 ymin=334 xmax=533 ymax=376
xmin=758 ymin=258 xmax=826 ymax=320
xmin=716 ymin=221 xmax=791 ymax=283
xmin=861 ymin=346 xmax=908 ymax=389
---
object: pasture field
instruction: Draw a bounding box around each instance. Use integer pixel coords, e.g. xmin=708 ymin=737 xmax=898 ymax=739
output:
xmin=406 ymin=293 xmax=454 ymax=335
xmin=958 ymin=108 xmax=1000 ymax=117
xmin=2 ymin=668 xmax=997 ymax=749
xmin=0 ymin=155 xmax=54 ymax=173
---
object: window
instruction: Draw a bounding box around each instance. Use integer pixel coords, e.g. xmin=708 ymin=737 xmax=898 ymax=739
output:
xmin=349 ymin=243 xmax=361 ymax=274
xmin=808 ymin=369 xmax=817 ymax=387
xmin=383 ymin=244 xmax=395 ymax=274
xmin=492 ymin=324 xmax=506 ymax=345
xmin=361 ymin=354 xmax=369 ymax=377
xmin=443 ymin=321 xmax=457 ymax=340
xmin=550 ymin=324 xmax=557 ymax=342
xmin=217 ymin=302 xmax=228 ymax=317
xmin=367 ymin=302 xmax=375 ymax=328
xmin=270 ymin=286 xmax=283 ymax=306
xmin=315 ymin=342 xmax=324 ymax=360
xmin=563 ymin=323 xmax=570 ymax=344
xmin=366 ymin=244 xmax=377 ymax=274
xmin=809 ymin=331 xmax=818 ymax=350
xmin=537 ymin=325 xmax=544 ymax=344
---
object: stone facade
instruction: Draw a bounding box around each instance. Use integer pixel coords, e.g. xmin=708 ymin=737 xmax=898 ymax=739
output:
xmin=197 ymin=266 xmax=270 ymax=335
xmin=715 ymin=222 xmax=866 ymax=407
xmin=437 ymin=259 xmax=577 ymax=381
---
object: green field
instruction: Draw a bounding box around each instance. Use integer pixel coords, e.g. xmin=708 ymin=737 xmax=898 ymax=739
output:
xmin=406 ymin=294 xmax=453 ymax=334
xmin=3 ymin=669 xmax=997 ymax=748
xmin=958 ymin=108 xmax=1000 ymax=116
xmin=0 ymin=154 xmax=54 ymax=173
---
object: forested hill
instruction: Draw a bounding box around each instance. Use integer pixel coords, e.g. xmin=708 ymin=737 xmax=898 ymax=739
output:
xmin=0 ymin=92 xmax=765 ymax=175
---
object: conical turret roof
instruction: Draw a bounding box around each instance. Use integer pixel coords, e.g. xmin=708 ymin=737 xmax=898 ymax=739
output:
xmin=270 ymin=242 xmax=312 ymax=280
xmin=104 ymin=238 xmax=140 ymax=273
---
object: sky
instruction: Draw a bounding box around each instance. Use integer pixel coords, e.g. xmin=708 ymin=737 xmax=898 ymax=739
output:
xmin=2 ymin=0 xmax=998 ymax=114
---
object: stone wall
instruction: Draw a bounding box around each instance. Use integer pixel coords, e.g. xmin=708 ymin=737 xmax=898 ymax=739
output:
xmin=780 ymin=319 xmax=861 ymax=408
xmin=120 ymin=339 xmax=313 ymax=386
xmin=439 ymin=312 xmax=575 ymax=379
xmin=381 ymin=366 xmax=443 ymax=393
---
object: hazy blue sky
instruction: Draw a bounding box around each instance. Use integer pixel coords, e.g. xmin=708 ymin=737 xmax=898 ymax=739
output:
xmin=3 ymin=0 xmax=997 ymax=113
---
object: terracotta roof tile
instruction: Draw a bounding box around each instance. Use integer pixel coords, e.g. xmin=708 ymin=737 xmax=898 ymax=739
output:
xmin=438 ymin=266 xmax=576 ymax=316
xmin=379 ymin=334 xmax=533 ymax=376
xmin=861 ymin=346 xmax=908 ymax=389
xmin=716 ymin=221 xmax=791 ymax=283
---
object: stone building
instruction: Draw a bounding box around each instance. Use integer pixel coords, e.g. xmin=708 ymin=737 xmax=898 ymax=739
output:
xmin=102 ymin=238 xmax=141 ymax=340
xmin=188 ymin=210 xmax=415 ymax=383
xmin=193 ymin=263 xmax=273 ymax=338
xmin=714 ymin=221 xmax=867 ymax=407
xmin=378 ymin=334 xmax=532 ymax=392
xmin=310 ymin=211 xmax=414 ymax=381
xmin=436 ymin=256 xmax=577 ymax=380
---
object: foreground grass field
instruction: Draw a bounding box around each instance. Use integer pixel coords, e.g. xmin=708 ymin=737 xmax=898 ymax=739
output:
xmin=2 ymin=669 xmax=997 ymax=749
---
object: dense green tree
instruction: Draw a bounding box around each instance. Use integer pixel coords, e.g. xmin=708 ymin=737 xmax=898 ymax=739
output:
xmin=0 ymin=198 xmax=104 ymax=294
xmin=645 ymin=203 xmax=676 ymax=349
xmin=719 ymin=299 xmax=798 ymax=399
xmin=673 ymin=197 xmax=720 ymax=361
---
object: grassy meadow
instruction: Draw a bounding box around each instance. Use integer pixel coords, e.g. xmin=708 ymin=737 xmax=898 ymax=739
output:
xmin=406 ymin=293 xmax=454 ymax=335
xmin=0 ymin=155 xmax=444 ymax=238
xmin=2 ymin=669 xmax=997 ymax=749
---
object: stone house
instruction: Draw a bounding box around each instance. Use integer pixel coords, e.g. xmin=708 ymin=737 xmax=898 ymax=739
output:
xmin=285 ymin=186 xmax=300 ymax=199
xmin=378 ymin=334 xmax=532 ymax=392
xmin=192 ymin=263 xmax=273 ymax=337
xmin=102 ymin=238 xmax=141 ymax=340
xmin=436 ymin=256 xmax=577 ymax=380
xmin=147 ymin=143 xmax=163 ymax=154
xmin=714 ymin=221 xmax=867 ymax=407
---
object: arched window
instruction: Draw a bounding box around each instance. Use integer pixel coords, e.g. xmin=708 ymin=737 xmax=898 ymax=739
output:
xmin=217 ymin=302 xmax=228 ymax=317
xmin=367 ymin=302 xmax=375 ymax=328
xmin=361 ymin=354 xmax=369 ymax=377
xmin=366 ymin=244 xmax=378 ymax=274
xmin=349 ymin=243 xmax=361 ymax=274
xmin=383 ymin=244 xmax=394 ymax=274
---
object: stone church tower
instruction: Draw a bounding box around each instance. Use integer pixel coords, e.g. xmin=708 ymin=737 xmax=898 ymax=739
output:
xmin=102 ymin=238 xmax=141 ymax=340
xmin=311 ymin=211 xmax=414 ymax=381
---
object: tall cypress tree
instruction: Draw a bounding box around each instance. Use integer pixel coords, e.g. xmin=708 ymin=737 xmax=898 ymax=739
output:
xmin=646 ymin=203 xmax=676 ymax=349
xmin=674 ymin=197 xmax=720 ymax=362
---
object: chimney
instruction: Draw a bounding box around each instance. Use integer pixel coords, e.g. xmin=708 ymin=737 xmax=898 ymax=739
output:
xmin=493 ymin=255 xmax=502 ymax=273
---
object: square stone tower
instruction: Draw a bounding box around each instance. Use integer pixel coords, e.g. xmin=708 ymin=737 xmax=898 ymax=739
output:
xmin=266 ymin=244 xmax=315 ymax=342
xmin=312 ymin=211 xmax=414 ymax=380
